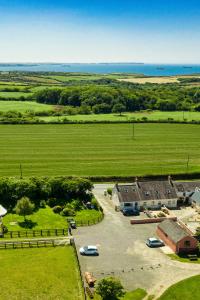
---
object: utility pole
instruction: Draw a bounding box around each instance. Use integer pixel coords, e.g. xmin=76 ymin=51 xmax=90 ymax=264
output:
xmin=132 ymin=122 xmax=135 ymax=140
xmin=186 ymin=155 xmax=190 ymax=173
xmin=20 ymin=164 xmax=23 ymax=179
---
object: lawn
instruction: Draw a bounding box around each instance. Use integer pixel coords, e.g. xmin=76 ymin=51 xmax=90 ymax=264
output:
xmin=159 ymin=275 xmax=200 ymax=300
xmin=3 ymin=206 xmax=102 ymax=231
xmin=168 ymin=254 xmax=200 ymax=264
xmin=0 ymin=123 xmax=200 ymax=177
xmin=0 ymin=246 xmax=84 ymax=300
xmin=0 ymin=100 xmax=54 ymax=113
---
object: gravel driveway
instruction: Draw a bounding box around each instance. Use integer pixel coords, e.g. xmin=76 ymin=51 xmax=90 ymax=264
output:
xmin=74 ymin=184 xmax=200 ymax=298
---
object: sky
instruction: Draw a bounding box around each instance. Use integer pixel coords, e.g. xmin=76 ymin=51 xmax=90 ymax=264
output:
xmin=0 ymin=0 xmax=200 ymax=63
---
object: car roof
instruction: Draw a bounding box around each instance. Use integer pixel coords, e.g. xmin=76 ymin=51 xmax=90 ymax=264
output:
xmin=87 ymin=245 xmax=97 ymax=250
xmin=148 ymin=237 xmax=159 ymax=242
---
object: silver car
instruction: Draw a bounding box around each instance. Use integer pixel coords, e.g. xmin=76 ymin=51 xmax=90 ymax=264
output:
xmin=146 ymin=237 xmax=164 ymax=248
xmin=79 ymin=245 xmax=99 ymax=256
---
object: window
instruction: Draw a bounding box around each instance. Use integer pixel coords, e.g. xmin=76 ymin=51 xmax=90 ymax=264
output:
xmin=152 ymin=201 xmax=155 ymax=205
xmin=168 ymin=201 xmax=171 ymax=205
xmin=184 ymin=240 xmax=191 ymax=247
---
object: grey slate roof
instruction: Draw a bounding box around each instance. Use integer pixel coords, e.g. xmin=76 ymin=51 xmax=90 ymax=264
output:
xmin=191 ymin=191 xmax=200 ymax=205
xmin=116 ymin=180 xmax=177 ymax=203
xmin=117 ymin=184 xmax=140 ymax=203
xmin=137 ymin=180 xmax=177 ymax=201
xmin=158 ymin=219 xmax=192 ymax=243
xmin=175 ymin=181 xmax=200 ymax=193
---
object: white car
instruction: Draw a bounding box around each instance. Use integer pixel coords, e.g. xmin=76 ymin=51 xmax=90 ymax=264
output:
xmin=79 ymin=245 xmax=99 ymax=256
xmin=146 ymin=237 xmax=164 ymax=248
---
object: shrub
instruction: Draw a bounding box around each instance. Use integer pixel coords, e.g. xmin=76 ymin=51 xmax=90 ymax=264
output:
xmin=52 ymin=205 xmax=62 ymax=214
xmin=61 ymin=207 xmax=76 ymax=216
xmin=107 ymin=188 xmax=113 ymax=195
xmin=91 ymin=198 xmax=99 ymax=210
xmin=40 ymin=200 xmax=46 ymax=208
xmin=71 ymin=199 xmax=83 ymax=211
xmin=1 ymin=225 xmax=8 ymax=234
xmin=47 ymin=198 xmax=58 ymax=207
xmin=96 ymin=277 xmax=125 ymax=300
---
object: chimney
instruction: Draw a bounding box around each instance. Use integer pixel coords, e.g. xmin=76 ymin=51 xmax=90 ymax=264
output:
xmin=135 ymin=177 xmax=140 ymax=188
xmin=168 ymin=175 xmax=173 ymax=186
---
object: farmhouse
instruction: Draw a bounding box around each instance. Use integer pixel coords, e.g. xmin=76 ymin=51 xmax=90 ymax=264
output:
xmin=157 ymin=219 xmax=198 ymax=254
xmin=112 ymin=178 xmax=178 ymax=211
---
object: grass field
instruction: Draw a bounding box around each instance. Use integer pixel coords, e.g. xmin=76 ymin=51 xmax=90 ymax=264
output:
xmin=0 ymin=246 xmax=84 ymax=300
xmin=0 ymin=91 xmax=32 ymax=98
xmin=40 ymin=110 xmax=200 ymax=122
xmin=0 ymin=101 xmax=53 ymax=112
xmin=159 ymin=275 xmax=200 ymax=300
xmin=0 ymin=123 xmax=199 ymax=177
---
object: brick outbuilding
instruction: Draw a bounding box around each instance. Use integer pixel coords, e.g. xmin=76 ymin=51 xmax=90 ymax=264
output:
xmin=157 ymin=219 xmax=198 ymax=254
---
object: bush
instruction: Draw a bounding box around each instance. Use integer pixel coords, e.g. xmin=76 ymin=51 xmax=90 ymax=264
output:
xmin=71 ymin=199 xmax=83 ymax=211
xmin=91 ymin=198 xmax=99 ymax=210
xmin=47 ymin=198 xmax=59 ymax=207
xmin=61 ymin=207 xmax=76 ymax=217
xmin=96 ymin=277 xmax=125 ymax=300
xmin=52 ymin=205 xmax=63 ymax=214
xmin=1 ymin=225 xmax=8 ymax=234
xmin=40 ymin=200 xmax=46 ymax=208
xmin=107 ymin=188 xmax=113 ymax=195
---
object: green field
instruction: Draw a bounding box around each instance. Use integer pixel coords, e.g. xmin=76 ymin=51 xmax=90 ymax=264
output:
xmin=0 ymin=123 xmax=199 ymax=177
xmin=0 ymin=91 xmax=32 ymax=98
xmin=159 ymin=275 xmax=200 ymax=300
xmin=0 ymin=246 xmax=84 ymax=300
xmin=0 ymin=101 xmax=53 ymax=113
xmin=40 ymin=110 xmax=200 ymax=122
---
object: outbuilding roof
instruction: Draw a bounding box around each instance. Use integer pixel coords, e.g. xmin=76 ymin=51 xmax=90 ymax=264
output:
xmin=158 ymin=219 xmax=192 ymax=243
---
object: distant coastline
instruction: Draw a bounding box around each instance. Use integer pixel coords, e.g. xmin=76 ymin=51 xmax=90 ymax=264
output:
xmin=0 ymin=63 xmax=200 ymax=76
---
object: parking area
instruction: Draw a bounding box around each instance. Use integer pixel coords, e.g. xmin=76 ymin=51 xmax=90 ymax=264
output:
xmin=74 ymin=184 xmax=200 ymax=297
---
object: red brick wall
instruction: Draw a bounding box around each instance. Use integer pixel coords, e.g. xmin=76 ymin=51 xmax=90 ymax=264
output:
xmin=177 ymin=236 xmax=198 ymax=253
xmin=130 ymin=217 xmax=177 ymax=225
xmin=157 ymin=227 xmax=198 ymax=254
xmin=156 ymin=227 xmax=177 ymax=252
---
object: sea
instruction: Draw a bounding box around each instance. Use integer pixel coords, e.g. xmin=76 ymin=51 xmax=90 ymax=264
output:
xmin=0 ymin=63 xmax=200 ymax=76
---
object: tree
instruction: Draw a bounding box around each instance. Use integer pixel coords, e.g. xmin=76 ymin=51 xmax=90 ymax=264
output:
xmin=96 ymin=277 xmax=125 ymax=300
xmin=112 ymin=103 xmax=126 ymax=115
xmin=15 ymin=197 xmax=35 ymax=221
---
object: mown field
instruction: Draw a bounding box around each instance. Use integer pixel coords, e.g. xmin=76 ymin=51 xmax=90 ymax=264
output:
xmin=159 ymin=275 xmax=200 ymax=300
xmin=0 ymin=123 xmax=199 ymax=177
xmin=0 ymin=101 xmax=54 ymax=112
xmin=0 ymin=246 xmax=84 ymax=300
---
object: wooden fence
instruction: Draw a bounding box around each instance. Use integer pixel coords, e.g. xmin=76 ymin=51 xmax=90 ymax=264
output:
xmin=71 ymin=238 xmax=87 ymax=300
xmin=0 ymin=238 xmax=70 ymax=250
xmin=3 ymin=228 xmax=68 ymax=239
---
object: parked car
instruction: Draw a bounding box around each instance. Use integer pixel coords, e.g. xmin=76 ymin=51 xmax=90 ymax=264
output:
xmin=122 ymin=208 xmax=140 ymax=216
xmin=146 ymin=237 xmax=164 ymax=248
xmin=79 ymin=245 xmax=99 ymax=256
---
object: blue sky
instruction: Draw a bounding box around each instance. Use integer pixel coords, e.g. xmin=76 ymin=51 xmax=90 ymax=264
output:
xmin=0 ymin=0 xmax=200 ymax=63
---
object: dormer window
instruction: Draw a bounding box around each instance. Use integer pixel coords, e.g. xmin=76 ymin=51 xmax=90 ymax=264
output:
xmin=145 ymin=191 xmax=150 ymax=196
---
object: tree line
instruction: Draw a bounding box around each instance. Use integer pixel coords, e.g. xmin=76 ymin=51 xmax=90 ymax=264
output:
xmin=34 ymin=83 xmax=200 ymax=113
xmin=0 ymin=177 xmax=93 ymax=210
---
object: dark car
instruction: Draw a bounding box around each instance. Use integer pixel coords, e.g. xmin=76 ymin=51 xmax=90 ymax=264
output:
xmin=67 ymin=218 xmax=77 ymax=229
xmin=122 ymin=208 xmax=140 ymax=216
